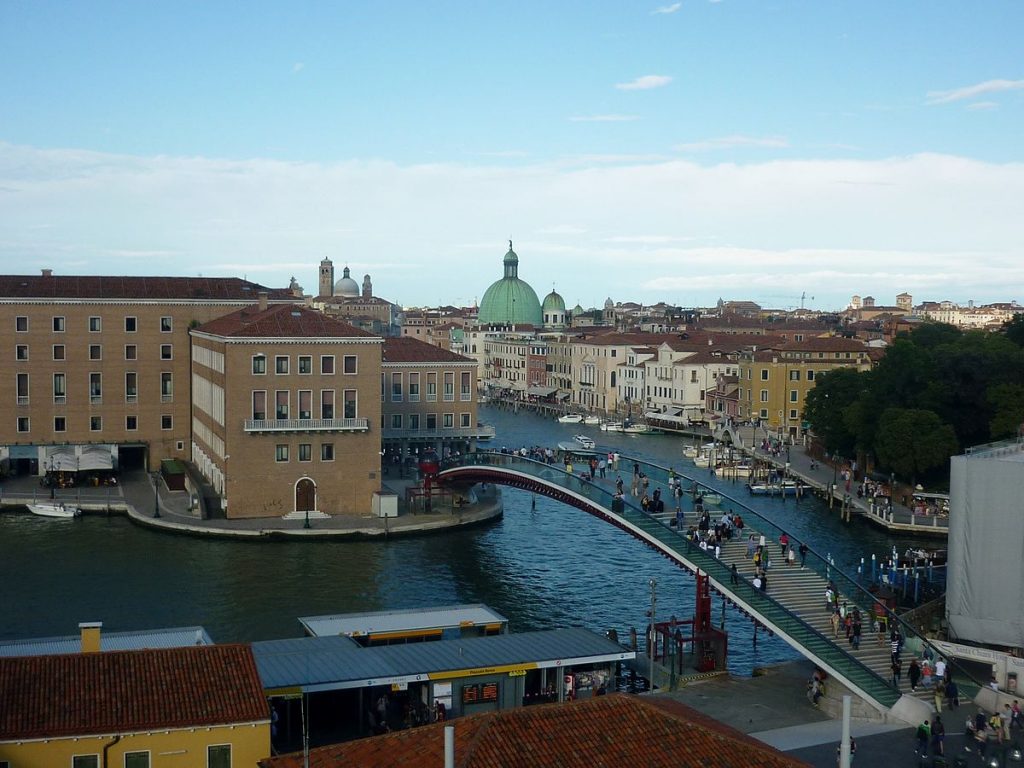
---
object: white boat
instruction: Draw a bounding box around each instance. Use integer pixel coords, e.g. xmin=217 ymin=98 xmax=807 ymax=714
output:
xmin=623 ymin=423 xmax=661 ymax=435
xmin=747 ymin=479 xmax=801 ymax=496
xmin=582 ymin=415 xmax=602 ymax=425
xmin=693 ymin=454 xmax=712 ymax=468
xmin=713 ymin=462 xmax=753 ymax=479
xmin=682 ymin=445 xmax=701 ymax=459
xmin=27 ymin=502 xmax=82 ymax=519
xmin=697 ymin=493 xmax=723 ymax=506
xmin=601 ymin=421 xmax=624 ymax=432
xmin=558 ymin=414 xmax=584 ymax=424
xmin=573 ymin=434 xmax=596 ymax=449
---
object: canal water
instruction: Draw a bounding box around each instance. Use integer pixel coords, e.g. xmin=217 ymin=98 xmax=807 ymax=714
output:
xmin=0 ymin=405 xmax=927 ymax=675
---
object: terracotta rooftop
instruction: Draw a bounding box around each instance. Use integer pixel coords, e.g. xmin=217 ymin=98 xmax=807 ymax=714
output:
xmin=259 ymin=694 xmax=808 ymax=768
xmin=0 ymin=644 xmax=268 ymax=739
xmin=0 ymin=273 xmax=294 ymax=301
xmin=383 ymin=337 xmax=474 ymax=364
xmin=195 ymin=304 xmax=376 ymax=339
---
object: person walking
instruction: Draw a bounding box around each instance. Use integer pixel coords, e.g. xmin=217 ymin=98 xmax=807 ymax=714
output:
xmin=830 ymin=610 xmax=841 ymax=638
xmin=891 ymin=657 xmax=903 ymax=689
xmin=798 ymin=542 xmax=809 ymax=568
xmin=730 ymin=563 xmax=739 ymax=586
xmin=908 ymin=658 xmax=921 ymax=691
xmin=931 ymin=715 xmax=945 ymax=757
xmin=915 ymin=719 xmax=930 ymax=757
xmin=779 ymin=532 xmax=789 ymax=558
xmin=934 ymin=680 xmax=945 ymax=713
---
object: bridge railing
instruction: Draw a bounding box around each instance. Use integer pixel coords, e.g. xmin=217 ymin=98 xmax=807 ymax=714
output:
xmin=440 ymin=451 xmax=901 ymax=708
xmin=619 ymin=453 xmax=985 ymax=701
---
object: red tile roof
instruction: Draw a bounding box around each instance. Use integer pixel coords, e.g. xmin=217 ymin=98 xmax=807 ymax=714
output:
xmin=383 ymin=337 xmax=474 ymax=364
xmin=259 ymin=694 xmax=809 ymax=768
xmin=0 ymin=644 xmax=269 ymax=739
xmin=195 ymin=304 xmax=376 ymax=338
xmin=0 ymin=274 xmax=295 ymax=301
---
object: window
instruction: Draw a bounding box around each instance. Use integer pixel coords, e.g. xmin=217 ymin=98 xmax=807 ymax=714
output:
xmin=298 ymin=390 xmax=312 ymax=420
xmin=409 ymin=372 xmax=420 ymax=401
xmin=252 ymin=391 xmax=267 ymax=420
xmin=125 ymin=316 xmax=137 ymax=332
xmin=789 ymin=409 xmax=799 ymax=420
xmin=124 ymin=751 xmax=150 ymax=768
xmin=276 ymin=444 xmax=289 ymax=462
xmin=807 ymin=369 xmax=815 ymax=381
xmin=460 ymin=371 xmax=471 ymax=400
xmin=299 ymin=443 xmax=312 ymax=462
xmin=461 ymin=412 xmax=471 ymax=428
xmin=90 ymin=415 xmax=102 ymax=431
xmin=789 ymin=370 xmax=800 ymax=381
xmin=125 ymin=372 xmax=138 ymax=402
xmin=343 ymin=389 xmax=357 ymax=419
xmin=53 ymin=316 xmax=65 ymax=332
xmin=125 ymin=344 xmax=137 ymax=360
xmin=275 ymin=391 xmax=289 ymax=420
xmin=409 ymin=413 xmax=420 ymax=430
xmin=298 ymin=355 xmax=312 ymax=374
xmin=760 ymin=369 xmax=769 ymax=380
xmin=53 ymin=344 xmax=65 ymax=360
xmin=443 ymin=372 xmax=455 ymax=401
xmin=321 ymin=390 xmax=334 ymax=419
xmin=90 ymin=372 xmax=102 ymax=404
xmin=54 ymin=416 xmax=67 ymax=432
xmin=321 ymin=443 xmax=334 ymax=461
xmin=321 ymin=355 xmax=335 ymax=374
xmin=759 ymin=408 xmax=769 ymax=419
xmin=16 ymin=344 xmax=28 ymax=360
xmin=16 ymin=315 xmax=28 ymax=332
xmin=73 ymin=756 xmax=100 ymax=768
xmin=343 ymin=355 xmax=357 ymax=374
xmin=426 ymin=372 xmax=437 ymax=401
xmin=17 ymin=373 xmax=29 ymax=405
xmin=126 ymin=415 xmax=138 ymax=431
xmin=391 ymin=372 xmax=403 ymax=401
xmin=53 ymin=372 xmax=66 ymax=403
xmin=160 ymin=316 xmax=172 ymax=332
xmin=161 ymin=372 xmax=173 ymax=402
xmin=89 ymin=316 xmax=102 ymax=332
xmin=426 ymin=413 xmax=437 ymax=430
xmin=275 ymin=355 xmax=289 ymax=374
xmin=789 ymin=389 xmax=798 ymax=403
xmin=17 ymin=416 xmax=29 ymax=432
xmin=391 ymin=414 xmax=403 ymax=429
xmin=760 ymin=389 xmax=768 ymax=402
xmin=252 ymin=354 xmax=267 ymax=374
xmin=89 ymin=344 xmax=102 ymax=360
xmin=160 ymin=344 xmax=172 ymax=360
xmin=208 ymin=744 xmax=232 ymax=768
xmin=443 ymin=413 xmax=454 ymax=428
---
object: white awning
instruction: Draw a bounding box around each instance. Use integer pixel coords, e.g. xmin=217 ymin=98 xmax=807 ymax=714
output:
xmin=527 ymin=386 xmax=557 ymax=397
xmin=44 ymin=447 xmax=77 ymax=472
xmin=79 ymin=446 xmax=114 ymax=471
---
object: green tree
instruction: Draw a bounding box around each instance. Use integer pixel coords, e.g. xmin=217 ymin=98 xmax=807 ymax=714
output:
xmin=802 ymin=368 xmax=862 ymax=456
xmin=1004 ymin=314 xmax=1024 ymax=347
xmin=873 ymin=408 xmax=958 ymax=485
xmin=988 ymin=383 xmax=1024 ymax=440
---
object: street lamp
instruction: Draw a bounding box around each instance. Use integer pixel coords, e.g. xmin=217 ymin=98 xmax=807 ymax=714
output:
xmin=151 ymin=471 xmax=161 ymax=518
xmin=648 ymin=578 xmax=657 ymax=693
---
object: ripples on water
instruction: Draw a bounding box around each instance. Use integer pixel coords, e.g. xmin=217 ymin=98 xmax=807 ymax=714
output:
xmin=0 ymin=405 xmax=927 ymax=674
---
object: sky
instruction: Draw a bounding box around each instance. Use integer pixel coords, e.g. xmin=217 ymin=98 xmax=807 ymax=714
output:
xmin=1 ymin=1 xmax=1022 ymax=311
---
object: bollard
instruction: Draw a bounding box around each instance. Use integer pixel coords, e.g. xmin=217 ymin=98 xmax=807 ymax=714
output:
xmin=871 ymin=554 xmax=876 ymax=581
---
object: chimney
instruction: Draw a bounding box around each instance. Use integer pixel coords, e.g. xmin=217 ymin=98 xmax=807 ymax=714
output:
xmin=257 ymin=291 xmax=269 ymax=311
xmin=79 ymin=621 xmax=102 ymax=653
xmin=41 ymin=268 xmax=53 ymax=278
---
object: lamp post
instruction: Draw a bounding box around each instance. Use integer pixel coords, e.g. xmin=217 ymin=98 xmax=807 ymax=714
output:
xmin=648 ymin=578 xmax=657 ymax=693
xmin=151 ymin=471 xmax=160 ymax=518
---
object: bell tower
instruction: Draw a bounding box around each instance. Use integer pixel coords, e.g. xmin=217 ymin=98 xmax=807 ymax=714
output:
xmin=319 ymin=258 xmax=334 ymax=298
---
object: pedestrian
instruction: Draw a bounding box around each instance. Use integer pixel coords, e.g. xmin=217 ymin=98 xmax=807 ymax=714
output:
xmin=798 ymin=542 xmax=809 ymax=567
xmin=931 ymin=715 xmax=945 ymax=757
xmin=1001 ymin=704 xmax=1013 ymax=742
xmin=615 ymin=476 xmax=624 ymax=495
xmin=779 ymin=532 xmax=789 ymax=557
xmin=747 ymin=535 xmax=757 ymax=559
xmin=759 ymin=571 xmax=768 ymax=592
xmin=851 ymin=617 xmax=861 ymax=650
xmin=1012 ymin=699 xmax=1022 ymax=730
xmin=934 ymin=680 xmax=945 ymax=713
xmin=891 ymin=657 xmax=902 ymax=689
xmin=830 ymin=610 xmax=841 ymax=638
xmin=730 ymin=563 xmax=739 ymax=586
xmin=935 ymin=656 xmax=947 ymax=683
xmin=824 ymin=586 xmax=834 ymax=612
xmin=946 ymin=680 xmax=960 ymax=710
xmin=908 ymin=658 xmax=921 ymax=691
xmin=915 ymin=719 xmax=930 ymax=756
xmin=921 ymin=658 xmax=933 ymax=688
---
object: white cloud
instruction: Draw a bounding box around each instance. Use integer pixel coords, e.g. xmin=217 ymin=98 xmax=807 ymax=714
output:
xmin=292 ymin=62 xmax=305 ymax=74
xmin=569 ymin=114 xmax=641 ymax=122
xmin=652 ymin=3 xmax=681 ymax=14
xmin=2 ymin=143 xmax=1022 ymax=309
xmin=674 ymin=135 xmax=789 ymax=152
xmin=966 ymin=101 xmax=999 ymax=112
xmin=926 ymin=78 xmax=1024 ymax=105
xmin=615 ymin=75 xmax=672 ymax=91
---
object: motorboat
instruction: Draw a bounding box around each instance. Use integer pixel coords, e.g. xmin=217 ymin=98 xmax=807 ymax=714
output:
xmin=558 ymin=414 xmax=584 ymax=424
xmin=696 ymin=492 xmax=723 ymax=506
xmin=713 ymin=462 xmax=753 ymax=479
xmin=600 ymin=421 xmax=624 ymax=432
xmin=682 ymin=445 xmax=701 ymax=459
xmin=623 ymin=423 xmax=661 ymax=435
xmin=27 ymin=502 xmax=82 ymax=519
xmin=897 ymin=547 xmax=948 ymax=568
xmin=582 ymin=415 xmax=602 ymax=425
xmin=573 ymin=434 xmax=596 ymax=449
xmin=747 ymin=479 xmax=801 ymax=496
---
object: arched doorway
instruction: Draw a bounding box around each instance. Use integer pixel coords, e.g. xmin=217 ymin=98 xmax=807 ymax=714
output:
xmin=295 ymin=478 xmax=316 ymax=512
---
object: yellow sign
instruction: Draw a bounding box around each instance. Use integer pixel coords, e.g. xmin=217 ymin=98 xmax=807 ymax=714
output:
xmin=507 ymin=669 xmax=526 ymax=677
xmin=428 ymin=661 xmax=537 ymax=681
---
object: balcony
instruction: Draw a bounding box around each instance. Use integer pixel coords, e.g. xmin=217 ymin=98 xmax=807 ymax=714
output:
xmin=381 ymin=424 xmax=496 ymax=441
xmin=244 ymin=417 xmax=370 ymax=433
xmin=17 ymin=396 xmax=29 ymax=406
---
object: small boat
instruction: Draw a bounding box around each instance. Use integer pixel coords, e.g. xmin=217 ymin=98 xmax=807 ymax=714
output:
xmin=693 ymin=454 xmax=712 ymax=468
xmin=713 ymin=462 xmax=753 ymax=479
xmin=697 ymin=493 xmax=723 ymax=506
xmin=558 ymin=414 xmax=584 ymax=424
xmin=897 ymin=548 xmax=948 ymax=568
xmin=573 ymin=434 xmax=596 ymax=449
xmin=623 ymin=423 xmax=661 ymax=435
xmin=582 ymin=415 xmax=602 ymax=425
xmin=601 ymin=421 xmax=624 ymax=432
xmin=682 ymin=445 xmax=700 ymax=459
xmin=27 ymin=502 xmax=82 ymax=519
xmin=747 ymin=479 xmax=801 ymax=496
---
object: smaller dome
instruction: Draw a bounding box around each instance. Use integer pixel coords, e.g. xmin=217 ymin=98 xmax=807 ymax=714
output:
xmin=543 ymin=289 xmax=565 ymax=312
xmin=572 ymin=303 xmax=585 ymax=316
xmin=604 ymin=297 xmax=614 ymax=309
xmin=334 ymin=265 xmax=360 ymax=297
xmin=503 ymin=240 xmax=518 ymax=266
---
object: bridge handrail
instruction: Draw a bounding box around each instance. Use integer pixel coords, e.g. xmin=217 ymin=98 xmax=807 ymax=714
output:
xmin=613 ymin=452 xmax=984 ymax=697
xmin=440 ymin=451 xmax=901 ymax=707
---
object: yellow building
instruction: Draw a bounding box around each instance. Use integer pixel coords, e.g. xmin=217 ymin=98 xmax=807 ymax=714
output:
xmin=0 ymin=639 xmax=270 ymax=767
xmin=737 ymin=337 xmax=873 ymax=437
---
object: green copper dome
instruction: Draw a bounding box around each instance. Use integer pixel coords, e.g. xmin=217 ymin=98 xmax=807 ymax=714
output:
xmin=542 ymin=289 xmax=566 ymax=313
xmin=477 ymin=241 xmax=543 ymax=326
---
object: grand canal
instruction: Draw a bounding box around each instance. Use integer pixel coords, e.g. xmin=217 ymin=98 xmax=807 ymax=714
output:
xmin=0 ymin=405 xmax=928 ymax=674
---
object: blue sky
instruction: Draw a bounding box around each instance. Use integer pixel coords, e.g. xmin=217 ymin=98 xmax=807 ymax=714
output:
xmin=1 ymin=1 xmax=1022 ymax=310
